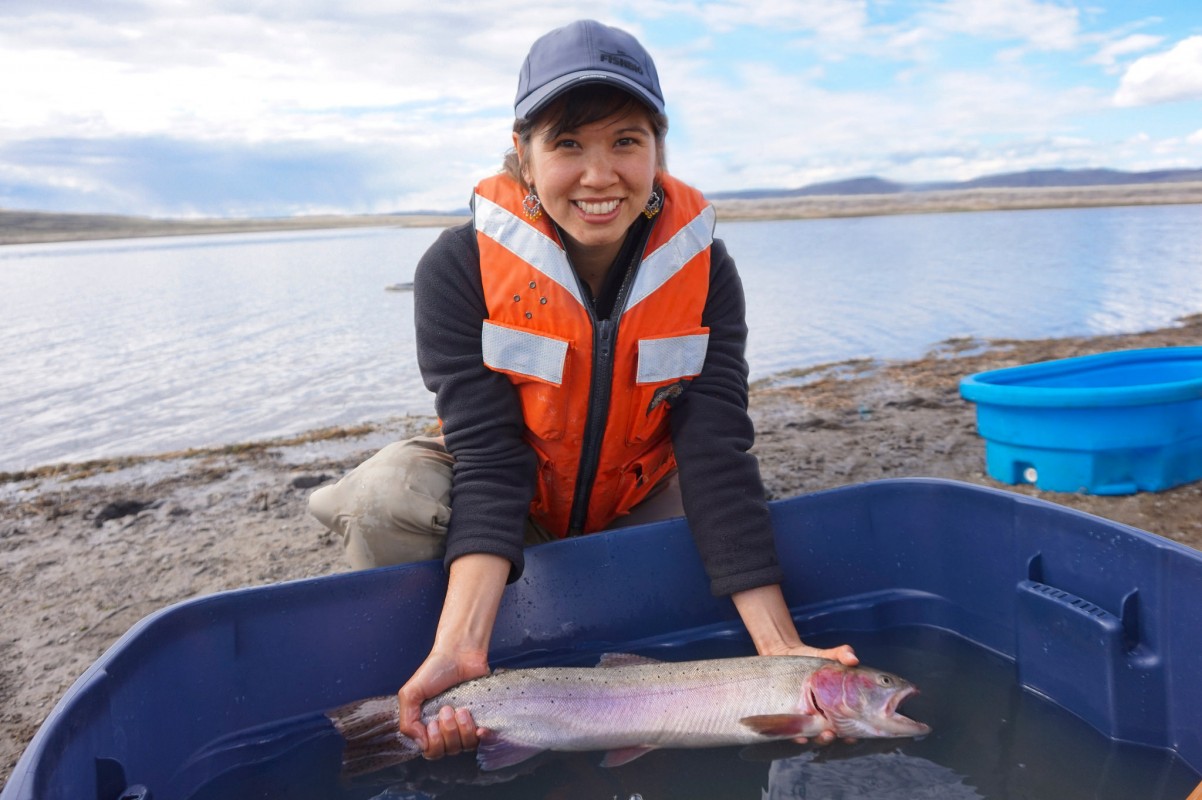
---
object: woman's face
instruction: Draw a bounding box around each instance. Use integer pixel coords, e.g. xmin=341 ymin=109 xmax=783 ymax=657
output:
xmin=516 ymin=105 xmax=659 ymax=271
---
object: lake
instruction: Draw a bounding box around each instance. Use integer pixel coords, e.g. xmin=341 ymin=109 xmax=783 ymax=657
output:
xmin=2 ymin=203 xmax=1201 ymax=472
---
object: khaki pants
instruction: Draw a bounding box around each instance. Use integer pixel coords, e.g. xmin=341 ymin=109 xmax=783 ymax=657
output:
xmin=308 ymin=435 xmax=684 ymax=570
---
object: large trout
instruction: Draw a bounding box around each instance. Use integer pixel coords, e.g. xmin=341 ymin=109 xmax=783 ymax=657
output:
xmin=326 ymin=654 xmax=930 ymax=776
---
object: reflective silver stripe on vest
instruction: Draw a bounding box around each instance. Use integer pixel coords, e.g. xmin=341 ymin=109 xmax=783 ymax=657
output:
xmin=474 ymin=193 xmax=585 ymax=307
xmin=625 ymin=204 xmax=716 ymax=312
xmin=637 ymin=332 xmax=710 ymax=384
xmin=482 ymin=320 xmax=569 ymax=385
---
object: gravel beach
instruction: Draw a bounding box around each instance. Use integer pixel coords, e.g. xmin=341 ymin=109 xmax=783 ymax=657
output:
xmin=3 ymin=313 xmax=1201 ymax=783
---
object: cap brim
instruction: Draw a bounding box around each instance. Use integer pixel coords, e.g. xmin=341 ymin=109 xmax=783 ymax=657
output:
xmin=516 ymin=70 xmax=665 ymax=120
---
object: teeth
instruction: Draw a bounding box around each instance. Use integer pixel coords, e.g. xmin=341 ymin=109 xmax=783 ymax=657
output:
xmin=576 ymin=199 xmax=620 ymax=215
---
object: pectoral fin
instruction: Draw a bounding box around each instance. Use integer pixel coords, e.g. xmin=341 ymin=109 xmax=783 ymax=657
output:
xmin=601 ymin=745 xmax=658 ymax=767
xmin=476 ymin=734 xmax=546 ymax=771
xmin=739 ymin=713 xmax=825 ymax=738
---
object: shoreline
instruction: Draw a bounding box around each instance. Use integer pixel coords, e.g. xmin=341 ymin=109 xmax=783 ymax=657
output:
xmin=4 ymin=182 xmax=1202 ymax=245
xmin=0 ymin=210 xmax=467 ymax=246
xmin=711 ymin=180 xmax=1202 ymax=221
xmin=4 ymin=316 xmax=1202 ymax=782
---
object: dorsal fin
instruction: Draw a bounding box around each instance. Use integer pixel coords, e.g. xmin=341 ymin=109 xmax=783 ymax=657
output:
xmin=596 ymin=652 xmax=664 ymax=668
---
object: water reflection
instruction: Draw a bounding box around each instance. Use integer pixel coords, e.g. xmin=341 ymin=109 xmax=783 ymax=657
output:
xmin=766 ymin=750 xmax=982 ymax=799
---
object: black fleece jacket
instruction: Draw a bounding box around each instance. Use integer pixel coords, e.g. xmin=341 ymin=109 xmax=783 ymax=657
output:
xmin=412 ymin=218 xmax=784 ymax=596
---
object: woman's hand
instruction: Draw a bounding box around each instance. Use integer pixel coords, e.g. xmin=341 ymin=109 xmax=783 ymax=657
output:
xmin=398 ymin=650 xmax=490 ymax=758
xmin=761 ymin=640 xmax=858 ymax=666
xmin=398 ymin=552 xmax=511 ymax=759
xmin=731 ymin=583 xmax=859 ymax=745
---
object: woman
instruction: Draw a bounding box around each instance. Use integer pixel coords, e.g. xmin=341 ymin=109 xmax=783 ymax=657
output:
xmin=309 ymin=19 xmax=857 ymax=759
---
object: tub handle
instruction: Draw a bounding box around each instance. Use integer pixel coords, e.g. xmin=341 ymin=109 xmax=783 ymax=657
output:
xmin=1024 ymin=553 xmax=1140 ymax=651
xmin=1017 ymin=553 xmax=1163 ymax=741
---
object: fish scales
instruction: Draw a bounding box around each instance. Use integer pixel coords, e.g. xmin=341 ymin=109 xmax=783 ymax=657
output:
xmin=431 ymin=657 xmax=809 ymax=749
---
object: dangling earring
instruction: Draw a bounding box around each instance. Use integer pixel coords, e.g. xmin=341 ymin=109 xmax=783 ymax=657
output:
xmin=643 ymin=187 xmax=663 ymax=219
xmin=522 ymin=188 xmax=543 ymax=221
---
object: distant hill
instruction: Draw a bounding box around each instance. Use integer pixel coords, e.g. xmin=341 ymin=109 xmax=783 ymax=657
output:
xmin=708 ymin=167 xmax=1202 ymax=200
xmin=6 ymin=166 xmax=1202 ymax=244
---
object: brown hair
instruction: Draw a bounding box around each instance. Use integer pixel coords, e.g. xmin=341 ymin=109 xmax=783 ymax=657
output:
xmin=502 ymin=84 xmax=668 ymax=189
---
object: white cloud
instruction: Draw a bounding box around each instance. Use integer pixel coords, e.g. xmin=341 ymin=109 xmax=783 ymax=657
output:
xmin=0 ymin=3 xmax=533 ymax=145
xmin=691 ymin=0 xmax=870 ymax=41
xmin=1089 ymin=33 xmax=1163 ymax=71
xmin=1114 ymin=36 xmax=1202 ymax=106
xmin=919 ymin=0 xmax=1082 ymax=51
xmin=663 ymin=50 xmax=1109 ymax=193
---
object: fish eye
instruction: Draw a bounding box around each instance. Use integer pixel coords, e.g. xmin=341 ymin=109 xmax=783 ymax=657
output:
xmin=879 ymin=675 xmax=894 ymax=686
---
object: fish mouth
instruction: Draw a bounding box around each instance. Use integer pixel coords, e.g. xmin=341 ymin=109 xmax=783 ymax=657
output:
xmin=883 ymin=685 xmax=931 ymax=736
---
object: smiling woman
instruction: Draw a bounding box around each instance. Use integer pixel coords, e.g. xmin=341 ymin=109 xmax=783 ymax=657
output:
xmin=508 ymin=87 xmax=664 ymax=289
xmin=305 ymin=17 xmax=860 ymax=764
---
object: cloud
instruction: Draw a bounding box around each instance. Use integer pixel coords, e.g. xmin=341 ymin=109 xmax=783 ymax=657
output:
xmin=687 ymin=0 xmax=870 ymax=41
xmin=1114 ymin=36 xmax=1202 ymax=106
xmin=664 ymin=49 xmax=1108 ymax=193
xmin=0 ymin=6 xmax=517 ymax=145
xmin=917 ymin=0 xmax=1082 ymax=51
xmin=1089 ymin=33 xmax=1163 ymax=71
xmin=0 ymin=131 xmax=500 ymax=217
xmin=1 ymin=3 xmax=1199 ymax=216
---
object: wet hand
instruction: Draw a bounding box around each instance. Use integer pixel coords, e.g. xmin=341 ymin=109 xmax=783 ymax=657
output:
xmin=397 ymin=650 xmax=490 ymax=758
xmin=789 ymin=642 xmax=858 ymax=667
xmin=423 ymin=705 xmax=484 ymax=760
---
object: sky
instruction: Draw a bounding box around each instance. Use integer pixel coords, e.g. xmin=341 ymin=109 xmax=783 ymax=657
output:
xmin=2 ymin=0 xmax=1200 ymax=218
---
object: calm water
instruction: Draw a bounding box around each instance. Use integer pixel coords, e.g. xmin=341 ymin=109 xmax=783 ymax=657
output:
xmin=177 ymin=628 xmax=1200 ymax=800
xmin=2 ymin=204 xmax=1201 ymax=472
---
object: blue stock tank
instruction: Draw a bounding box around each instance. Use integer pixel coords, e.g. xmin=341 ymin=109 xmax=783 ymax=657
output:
xmin=3 ymin=479 xmax=1201 ymax=799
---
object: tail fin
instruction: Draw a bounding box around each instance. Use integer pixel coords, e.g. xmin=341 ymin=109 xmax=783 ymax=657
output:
xmin=325 ymin=695 xmax=423 ymax=778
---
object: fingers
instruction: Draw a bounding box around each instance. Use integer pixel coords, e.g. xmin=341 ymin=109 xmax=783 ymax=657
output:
xmin=793 ymin=729 xmax=855 ymax=746
xmin=827 ymin=644 xmax=859 ymax=666
xmin=784 ymin=642 xmax=859 ymax=666
xmin=422 ymin=706 xmax=480 ymax=759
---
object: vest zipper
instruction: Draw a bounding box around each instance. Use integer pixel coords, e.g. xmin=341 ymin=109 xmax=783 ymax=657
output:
xmin=566 ymin=220 xmax=656 ymax=534
xmin=567 ymin=315 xmax=613 ymax=534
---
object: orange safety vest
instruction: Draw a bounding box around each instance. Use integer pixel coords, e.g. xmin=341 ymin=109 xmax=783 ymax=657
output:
xmin=474 ymin=172 xmax=715 ymax=536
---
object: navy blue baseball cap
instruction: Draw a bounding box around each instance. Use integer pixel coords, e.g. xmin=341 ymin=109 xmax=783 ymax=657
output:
xmin=514 ymin=20 xmax=665 ymax=120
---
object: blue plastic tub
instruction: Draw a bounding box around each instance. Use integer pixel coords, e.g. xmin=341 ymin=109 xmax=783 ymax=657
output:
xmin=960 ymin=347 xmax=1202 ymax=494
xmin=3 ymin=479 xmax=1202 ymax=799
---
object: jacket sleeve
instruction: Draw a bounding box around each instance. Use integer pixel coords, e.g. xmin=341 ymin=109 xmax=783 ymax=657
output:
xmin=669 ymin=237 xmax=786 ymax=596
xmin=413 ymin=223 xmax=538 ymax=580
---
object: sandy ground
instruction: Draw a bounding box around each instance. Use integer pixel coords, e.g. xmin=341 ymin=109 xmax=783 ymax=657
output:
xmin=3 ymin=316 xmax=1202 ymax=784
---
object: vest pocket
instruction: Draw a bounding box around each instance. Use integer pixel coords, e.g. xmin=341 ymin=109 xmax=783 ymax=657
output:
xmin=614 ymin=437 xmax=676 ymax=519
xmin=626 ymin=329 xmax=710 ymax=445
xmin=482 ymin=320 xmax=570 ymax=440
